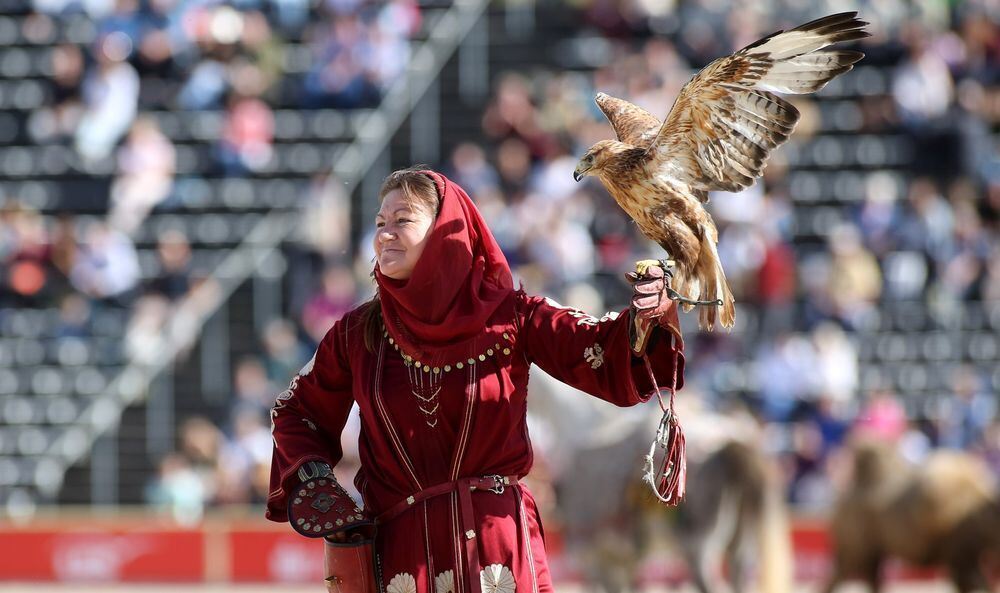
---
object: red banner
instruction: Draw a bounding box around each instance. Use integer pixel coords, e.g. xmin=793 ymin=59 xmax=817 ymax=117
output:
xmin=0 ymin=516 xmax=941 ymax=583
xmin=0 ymin=529 xmax=203 ymax=581
xmin=228 ymin=530 xmax=325 ymax=583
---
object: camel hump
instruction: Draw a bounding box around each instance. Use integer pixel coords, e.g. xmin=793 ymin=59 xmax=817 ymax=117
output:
xmin=919 ymin=452 xmax=998 ymax=533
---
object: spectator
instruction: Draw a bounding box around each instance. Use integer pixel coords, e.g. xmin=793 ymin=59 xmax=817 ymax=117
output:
xmin=938 ymin=366 xmax=996 ymax=449
xmin=215 ymin=91 xmax=274 ymax=175
xmin=854 ymin=389 xmax=908 ymax=443
xmin=148 ymin=229 xmax=192 ymax=301
xmin=55 ymin=293 xmax=91 ymax=338
xmin=300 ymin=264 xmax=356 ymax=344
xmin=826 ymin=224 xmax=882 ymax=328
xmin=0 ymin=205 xmax=53 ymax=306
xmin=302 ymin=14 xmax=381 ymax=109
xmin=231 ymin=356 xmax=276 ymax=417
xmin=30 ymin=43 xmax=85 ymax=144
xmin=74 ymin=33 xmax=140 ymax=162
xmin=108 ymin=117 xmax=176 ymax=235
xmin=146 ymin=453 xmax=207 ymax=524
xmin=261 ymin=318 xmax=310 ymax=383
xmin=70 ymin=222 xmax=140 ymax=302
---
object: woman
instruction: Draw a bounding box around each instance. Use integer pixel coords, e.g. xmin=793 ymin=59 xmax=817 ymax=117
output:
xmin=266 ymin=168 xmax=685 ymax=593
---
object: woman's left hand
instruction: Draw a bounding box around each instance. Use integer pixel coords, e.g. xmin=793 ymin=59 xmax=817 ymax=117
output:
xmin=625 ymin=261 xmax=675 ymax=355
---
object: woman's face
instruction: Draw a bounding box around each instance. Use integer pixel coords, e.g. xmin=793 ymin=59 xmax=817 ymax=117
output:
xmin=374 ymin=189 xmax=435 ymax=280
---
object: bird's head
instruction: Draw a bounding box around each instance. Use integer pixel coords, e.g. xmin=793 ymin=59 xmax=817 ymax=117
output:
xmin=574 ymin=140 xmax=618 ymax=182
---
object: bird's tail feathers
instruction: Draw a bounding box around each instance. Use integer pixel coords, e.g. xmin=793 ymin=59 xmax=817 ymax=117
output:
xmin=696 ymin=225 xmax=736 ymax=330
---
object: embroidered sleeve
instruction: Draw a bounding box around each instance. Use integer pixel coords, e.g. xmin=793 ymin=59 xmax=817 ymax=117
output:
xmin=517 ymin=292 xmax=684 ymax=407
xmin=266 ymin=315 xmax=355 ymax=522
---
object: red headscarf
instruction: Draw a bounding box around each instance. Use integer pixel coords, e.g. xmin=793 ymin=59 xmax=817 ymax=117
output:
xmin=374 ymin=171 xmax=516 ymax=368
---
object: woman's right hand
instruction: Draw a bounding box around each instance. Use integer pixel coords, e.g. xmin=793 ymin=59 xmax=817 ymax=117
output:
xmin=325 ymin=531 xmax=350 ymax=543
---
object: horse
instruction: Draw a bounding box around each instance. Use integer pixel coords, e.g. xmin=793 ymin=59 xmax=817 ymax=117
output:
xmin=526 ymin=369 xmax=792 ymax=593
xmin=822 ymin=439 xmax=1000 ymax=593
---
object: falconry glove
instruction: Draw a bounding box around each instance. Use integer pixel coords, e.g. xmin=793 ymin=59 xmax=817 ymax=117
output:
xmin=626 ymin=260 xmax=676 ymax=356
xmin=288 ymin=461 xmax=374 ymax=542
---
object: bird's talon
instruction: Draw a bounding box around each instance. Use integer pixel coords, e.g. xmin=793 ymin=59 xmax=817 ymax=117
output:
xmin=635 ymin=259 xmax=660 ymax=276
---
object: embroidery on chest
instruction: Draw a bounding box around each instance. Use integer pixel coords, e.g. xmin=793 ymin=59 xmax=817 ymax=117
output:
xmin=405 ymin=355 xmax=443 ymax=429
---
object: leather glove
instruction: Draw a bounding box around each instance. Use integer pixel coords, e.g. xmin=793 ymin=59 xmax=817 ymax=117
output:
xmin=626 ymin=261 xmax=677 ymax=356
xmin=288 ymin=461 xmax=374 ymax=541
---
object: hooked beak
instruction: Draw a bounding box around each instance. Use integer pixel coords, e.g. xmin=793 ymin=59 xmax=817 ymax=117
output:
xmin=573 ymin=162 xmax=590 ymax=182
xmin=573 ymin=170 xmax=583 ymax=182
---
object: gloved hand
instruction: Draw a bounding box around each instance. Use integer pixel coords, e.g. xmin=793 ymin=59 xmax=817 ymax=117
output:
xmin=288 ymin=461 xmax=373 ymax=541
xmin=626 ymin=260 xmax=677 ymax=356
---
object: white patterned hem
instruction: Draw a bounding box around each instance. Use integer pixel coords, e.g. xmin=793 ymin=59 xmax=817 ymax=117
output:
xmin=480 ymin=564 xmax=515 ymax=593
xmin=386 ymin=572 xmax=417 ymax=593
xmin=434 ymin=569 xmax=455 ymax=593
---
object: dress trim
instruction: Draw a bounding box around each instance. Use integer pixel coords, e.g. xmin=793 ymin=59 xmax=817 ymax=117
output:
xmin=373 ymin=338 xmax=423 ymax=491
xmin=384 ymin=324 xmax=514 ymax=376
xmin=423 ymin=500 xmax=435 ymax=593
xmin=451 ymin=492 xmax=464 ymax=593
xmin=386 ymin=572 xmax=417 ymax=593
xmin=435 ymin=570 xmax=456 ymax=593
xmin=514 ymin=487 xmax=539 ymax=593
xmin=449 ymin=363 xmax=478 ymax=480
xmin=479 ymin=564 xmax=515 ymax=593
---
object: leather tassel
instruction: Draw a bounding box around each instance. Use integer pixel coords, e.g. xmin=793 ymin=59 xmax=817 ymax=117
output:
xmin=641 ymin=344 xmax=687 ymax=505
xmin=656 ymin=411 xmax=686 ymax=505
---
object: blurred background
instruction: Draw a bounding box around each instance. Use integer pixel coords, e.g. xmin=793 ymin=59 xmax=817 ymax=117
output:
xmin=0 ymin=0 xmax=998 ymax=590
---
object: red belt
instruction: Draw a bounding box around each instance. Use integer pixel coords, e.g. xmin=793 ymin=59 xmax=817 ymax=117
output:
xmin=375 ymin=475 xmax=519 ymax=593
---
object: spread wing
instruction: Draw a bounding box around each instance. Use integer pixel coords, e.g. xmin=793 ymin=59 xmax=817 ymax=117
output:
xmin=647 ymin=12 xmax=869 ymax=193
xmin=595 ymin=92 xmax=661 ymax=148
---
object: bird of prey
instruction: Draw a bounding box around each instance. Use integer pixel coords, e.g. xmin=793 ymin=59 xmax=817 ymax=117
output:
xmin=574 ymin=12 xmax=869 ymax=330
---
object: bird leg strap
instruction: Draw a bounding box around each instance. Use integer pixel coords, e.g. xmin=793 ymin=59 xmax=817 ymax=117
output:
xmin=666 ymin=287 xmax=724 ymax=308
xmin=636 ymin=258 xmax=723 ymax=307
xmin=640 ymin=353 xmax=686 ymax=506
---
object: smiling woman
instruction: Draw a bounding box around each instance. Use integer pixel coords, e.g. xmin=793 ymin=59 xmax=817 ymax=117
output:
xmin=266 ymin=167 xmax=687 ymax=593
xmin=372 ymin=172 xmax=439 ymax=281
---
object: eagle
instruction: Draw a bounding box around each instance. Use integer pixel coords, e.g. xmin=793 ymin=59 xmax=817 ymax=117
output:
xmin=574 ymin=12 xmax=869 ymax=330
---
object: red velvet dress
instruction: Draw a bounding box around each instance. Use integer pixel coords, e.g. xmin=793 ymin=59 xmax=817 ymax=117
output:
xmin=266 ymin=291 xmax=684 ymax=593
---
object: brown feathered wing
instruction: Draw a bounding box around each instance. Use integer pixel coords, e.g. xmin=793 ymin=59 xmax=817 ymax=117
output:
xmin=595 ymin=93 xmax=661 ymax=148
xmin=646 ymin=12 xmax=869 ymax=191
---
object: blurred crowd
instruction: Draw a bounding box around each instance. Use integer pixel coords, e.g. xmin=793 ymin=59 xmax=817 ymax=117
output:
xmin=1 ymin=0 xmax=421 ymax=297
xmin=1 ymin=0 xmax=999 ymax=519
xmin=142 ymin=1 xmax=1000 ymax=518
xmin=0 ymin=0 xmax=419 ymax=515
